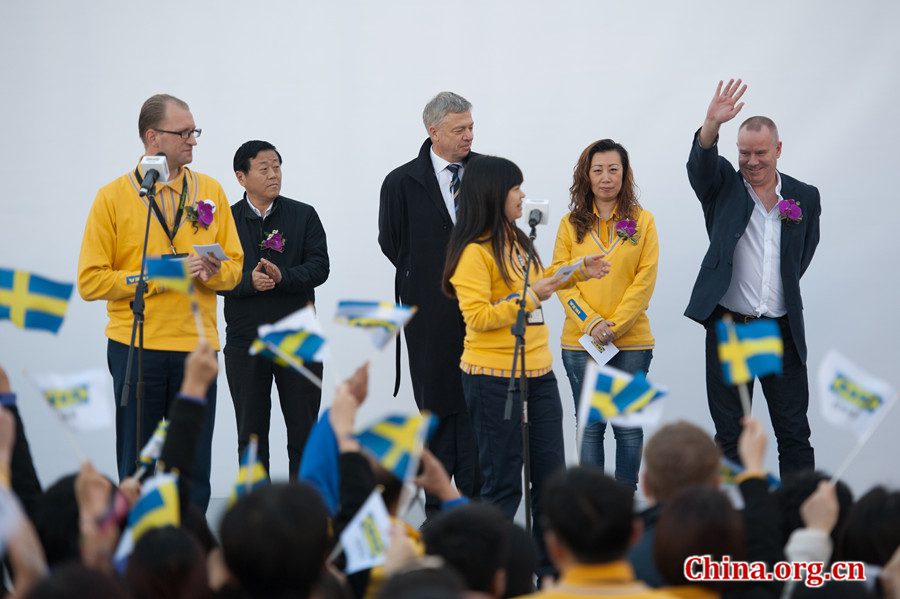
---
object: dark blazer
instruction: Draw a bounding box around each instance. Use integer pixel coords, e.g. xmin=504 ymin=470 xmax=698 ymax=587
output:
xmin=684 ymin=130 xmax=821 ymax=362
xmin=378 ymin=139 xmax=478 ymax=417
xmin=221 ymin=195 xmax=329 ymax=347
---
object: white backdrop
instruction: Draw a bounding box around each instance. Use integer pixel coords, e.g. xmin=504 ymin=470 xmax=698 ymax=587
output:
xmin=1 ymin=1 xmax=898 ymax=502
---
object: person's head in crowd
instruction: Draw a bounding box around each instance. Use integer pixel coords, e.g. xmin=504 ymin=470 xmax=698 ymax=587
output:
xmin=220 ymin=483 xmax=330 ymax=598
xmin=653 ymin=486 xmax=746 ymax=592
xmin=423 ymin=91 xmax=473 ymax=164
xmin=310 ymin=569 xmax=354 ymax=599
xmin=773 ymin=470 xmax=854 ymax=547
xmin=642 ymin=421 xmax=719 ymax=504
xmin=124 ymin=526 xmax=210 ymax=599
xmin=24 ymin=563 xmax=127 ymax=599
xmin=442 ymin=155 xmax=541 ymax=297
xmin=836 ymin=486 xmax=900 ymax=566
xmin=422 ymin=503 xmax=509 ymax=598
xmin=377 ymin=560 xmax=466 ymax=599
xmin=32 ymin=474 xmax=83 ymax=567
xmin=233 ymin=140 xmax=283 ymax=205
xmin=501 ymin=521 xmax=537 ymax=598
xmin=541 ymin=467 xmax=638 ymax=568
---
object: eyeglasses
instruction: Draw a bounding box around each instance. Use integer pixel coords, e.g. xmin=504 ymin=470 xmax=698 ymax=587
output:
xmin=155 ymin=128 xmax=202 ymax=140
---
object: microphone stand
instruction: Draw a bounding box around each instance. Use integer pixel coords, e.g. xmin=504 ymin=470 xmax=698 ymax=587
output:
xmin=503 ymin=219 xmax=539 ymax=534
xmin=120 ymin=186 xmax=157 ymax=466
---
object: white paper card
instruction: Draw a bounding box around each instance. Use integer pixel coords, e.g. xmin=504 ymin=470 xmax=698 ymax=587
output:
xmin=192 ymin=243 xmax=230 ymax=261
xmin=578 ymin=334 xmax=619 ymax=366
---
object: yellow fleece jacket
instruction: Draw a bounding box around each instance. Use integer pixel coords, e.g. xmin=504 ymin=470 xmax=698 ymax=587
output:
xmin=551 ymin=207 xmax=658 ymax=351
xmin=450 ymin=239 xmax=588 ymax=374
xmin=77 ymin=164 xmax=243 ymax=351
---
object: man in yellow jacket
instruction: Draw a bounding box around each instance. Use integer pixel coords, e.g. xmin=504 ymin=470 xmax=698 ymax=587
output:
xmin=77 ymin=94 xmax=243 ymax=510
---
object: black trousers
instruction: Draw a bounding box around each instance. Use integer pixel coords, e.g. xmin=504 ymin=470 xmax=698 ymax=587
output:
xmin=704 ymin=309 xmax=814 ymax=478
xmin=224 ymin=345 xmax=323 ymax=480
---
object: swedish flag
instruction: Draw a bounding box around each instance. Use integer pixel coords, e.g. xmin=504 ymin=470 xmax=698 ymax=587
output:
xmin=335 ymin=300 xmax=416 ymax=349
xmin=719 ymin=456 xmax=780 ymax=490
xmin=113 ymin=472 xmax=180 ymax=571
xmin=250 ymin=329 xmax=326 ymax=369
xmin=584 ymin=368 xmax=665 ymax=424
xmin=138 ymin=419 xmax=169 ymax=469
xmin=0 ymin=268 xmax=73 ymax=334
xmin=357 ymin=413 xmax=435 ymax=480
xmin=145 ymin=257 xmax=193 ymax=293
xmin=716 ymin=319 xmax=783 ymax=385
xmin=230 ymin=435 xmax=269 ymax=505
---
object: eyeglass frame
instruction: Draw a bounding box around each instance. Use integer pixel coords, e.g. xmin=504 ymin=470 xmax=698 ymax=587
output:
xmin=155 ymin=128 xmax=202 ymax=140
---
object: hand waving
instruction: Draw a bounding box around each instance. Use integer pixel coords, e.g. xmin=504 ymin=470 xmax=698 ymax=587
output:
xmin=706 ymin=79 xmax=747 ymax=126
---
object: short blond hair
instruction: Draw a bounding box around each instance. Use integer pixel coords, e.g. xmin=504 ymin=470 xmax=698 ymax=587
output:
xmin=644 ymin=421 xmax=719 ymax=502
xmin=138 ymin=94 xmax=189 ymax=144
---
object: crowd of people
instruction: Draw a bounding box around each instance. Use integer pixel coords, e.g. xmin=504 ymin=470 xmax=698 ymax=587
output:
xmin=0 ymin=80 xmax=893 ymax=597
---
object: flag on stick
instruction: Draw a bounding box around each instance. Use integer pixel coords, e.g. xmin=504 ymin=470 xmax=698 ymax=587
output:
xmin=250 ymin=306 xmax=327 ymax=387
xmin=818 ymin=350 xmax=897 ymax=440
xmin=229 ymin=434 xmax=269 ymax=505
xmin=113 ymin=472 xmax=180 ymax=572
xmin=31 ymin=369 xmax=113 ymax=432
xmin=357 ymin=412 xmax=435 ymax=481
xmin=145 ymin=257 xmax=206 ymax=340
xmin=339 ymin=490 xmax=392 ymax=574
xmin=577 ymin=363 xmax=666 ymax=440
xmin=135 ymin=419 xmax=169 ymax=478
xmin=716 ymin=317 xmax=783 ymax=385
xmin=719 ymin=456 xmax=780 ymax=490
xmin=0 ymin=267 xmax=73 ymax=334
xmin=335 ymin=300 xmax=416 ymax=349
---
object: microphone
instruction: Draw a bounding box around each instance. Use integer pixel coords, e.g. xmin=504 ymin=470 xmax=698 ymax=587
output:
xmin=138 ymin=153 xmax=169 ymax=197
xmin=524 ymin=198 xmax=550 ymax=228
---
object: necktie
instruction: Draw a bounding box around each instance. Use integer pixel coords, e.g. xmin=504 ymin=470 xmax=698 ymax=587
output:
xmin=447 ymin=163 xmax=461 ymax=211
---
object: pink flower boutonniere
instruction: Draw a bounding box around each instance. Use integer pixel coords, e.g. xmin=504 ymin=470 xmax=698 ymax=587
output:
xmin=260 ymin=230 xmax=285 ymax=253
xmin=615 ymin=219 xmax=640 ymax=245
xmin=185 ymin=199 xmax=216 ymax=232
xmin=778 ymin=199 xmax=802 ymax=223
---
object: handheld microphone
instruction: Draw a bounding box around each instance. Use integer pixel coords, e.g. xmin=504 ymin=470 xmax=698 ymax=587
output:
xmin=138 ymin=153 xmax=169 ymax=197
xmin=524 ymin=198 xmax=550 ymax=228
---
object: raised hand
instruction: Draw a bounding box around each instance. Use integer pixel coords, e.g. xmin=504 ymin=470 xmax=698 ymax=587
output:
xmin=700 ymin=79 xmax=748 ymax=148
xmin=583 ymin=255 xmax=612 ymax=279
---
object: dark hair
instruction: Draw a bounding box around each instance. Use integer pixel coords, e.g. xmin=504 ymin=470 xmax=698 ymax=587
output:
xmin=422 ymin=503 xmax=510 ymax=594
xmin=377 ymin=563 xmax=466 ymax=599
xmin=139 ymin=94 xmax=189 ymax=144
xmin=233 ymin=140 xmax=283 ymax=174
xmin=835 ymin=486 xmax=900 ymax=566
xmin=654 ymin=486 xmax=746 ymax=590
xmin=25 ymin=563 xmax=127 ymax=599
xmin=568 ymin=139 xmax=640 ymax=243
xmin=643 ymin=421 xmax=719 ymax=502
xmin=32 ymin=474 xmax=86 ymax=567
xmin=541 ymin=467 xmax=634 ymax=563
xmin=182 ymin=503 xmax=218 ymax=554
xmin=220 ymin=483 xmax=330 ymax=598
xmin=442 ymin=155 xmax=540 ymax=296
xmin=773 ymin=470 xmax=854 ymax=549
xmin=501 ymin=522 xmax=537 ymax=597
xmin=124 ymin=526 xmax=210 ymax=599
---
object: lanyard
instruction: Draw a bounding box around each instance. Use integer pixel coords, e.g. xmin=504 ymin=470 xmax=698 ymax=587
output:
xmin=135 ymin=167 xmax=188 ymax=253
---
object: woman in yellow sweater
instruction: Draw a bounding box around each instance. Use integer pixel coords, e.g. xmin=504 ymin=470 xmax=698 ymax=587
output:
xmin=552 ymin=139 xmax=659 ymax=491
xmin=442 ymin=155 xmax=610 ymax=574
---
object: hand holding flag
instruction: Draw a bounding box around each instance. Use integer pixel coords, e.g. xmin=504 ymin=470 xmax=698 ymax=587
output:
xmin=356 ymin=412 xmax=435 ymax=482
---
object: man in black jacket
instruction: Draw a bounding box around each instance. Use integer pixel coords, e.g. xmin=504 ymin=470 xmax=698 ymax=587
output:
xmin=378 ymin=91 xmax=480 ymax=516
xmin=221 ymin=140 xmax=329 ymax=479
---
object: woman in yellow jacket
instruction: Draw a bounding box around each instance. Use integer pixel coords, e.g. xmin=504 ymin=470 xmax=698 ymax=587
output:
xmin=552 ymin=139 xmax=659 ymax=491
xmin=442 ymin=155 xmax=610 ymax=575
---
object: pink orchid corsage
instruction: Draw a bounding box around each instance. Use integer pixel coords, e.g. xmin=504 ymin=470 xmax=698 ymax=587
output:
xmin=260 ymin=229 xmax=285 ymax=253
xmin=615 ymin=218 xmax=640 ymax=245
xmin=185 ymin=199 xmax=216 ymax=232
xmin=777 ymin=199 xmax=802 ymax=223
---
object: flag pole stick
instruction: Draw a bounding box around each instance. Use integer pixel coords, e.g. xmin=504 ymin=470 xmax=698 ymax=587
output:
xmin=245 ymin=434 xmax=259 ymax=495
xmin=190 ymin=290 xmax=206 ymax=342
xmin=738 ymin=383 xmax=752 ymax=418
xmin=831 ymin=394 xmax=898 ymax=483
xmin=265 ymin=343 xmax=323 ymax=389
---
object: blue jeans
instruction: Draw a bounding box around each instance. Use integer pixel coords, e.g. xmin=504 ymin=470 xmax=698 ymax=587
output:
xmin=461 ymin=370 xmax=566 ymax=576
xmin=561 ymin=348 xmax=652 ymax=490
xmin=108 ymin=340 xmax=216 ymax=511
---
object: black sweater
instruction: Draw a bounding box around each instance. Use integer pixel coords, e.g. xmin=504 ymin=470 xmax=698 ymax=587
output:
xmin=220 ymin=195 xmax=329 ymax=347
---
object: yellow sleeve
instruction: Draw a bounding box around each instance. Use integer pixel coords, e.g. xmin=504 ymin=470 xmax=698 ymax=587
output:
xmin=608 ymin=213 xmax=659 ymax=337
xmin=76 ymin=188 xmax=162 ymax=301
xmin=550 ymin=218 xmax=605 ymax=335
xmin=197 ymin=182 xmax=244 ymax=292
xmin=451 ymin=244 xmax=539 ymax=333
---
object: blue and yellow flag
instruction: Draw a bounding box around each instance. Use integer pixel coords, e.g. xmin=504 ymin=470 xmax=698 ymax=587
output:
xmin=138 ymin=419 xmax=169 ymax=471
xmin=580 ymin=366 xmax=666 ymax=425
xmin=229 ymin=435 xmax=269 ymax=505
xmin=0 ymin=268 xmax=73 ymax=334
xmin=145 ymin=257 xmax=193 ymax=293
xmin=335 ymin=300 xmax=417 ymax=349
xmin=719 ymin=456 xmax=780 ymax=490
xmin=250 ymin=329 xmax=326 ymax=370
xmin=716 ymin=319 xmax=783 ymax=385
xmin=357 ymin=412 xmax=435 ymax=480
xmin=113 ymin=472 xmax=180 ymax=572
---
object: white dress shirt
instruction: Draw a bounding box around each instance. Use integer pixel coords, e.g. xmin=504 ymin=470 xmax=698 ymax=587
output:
xmin=430 ymin=147 xmax=463 ymax=224
xmin=720 ymin=173 xmax=787 ymax=318
xmin=246 ymin=195 xmax=274 ymax=219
